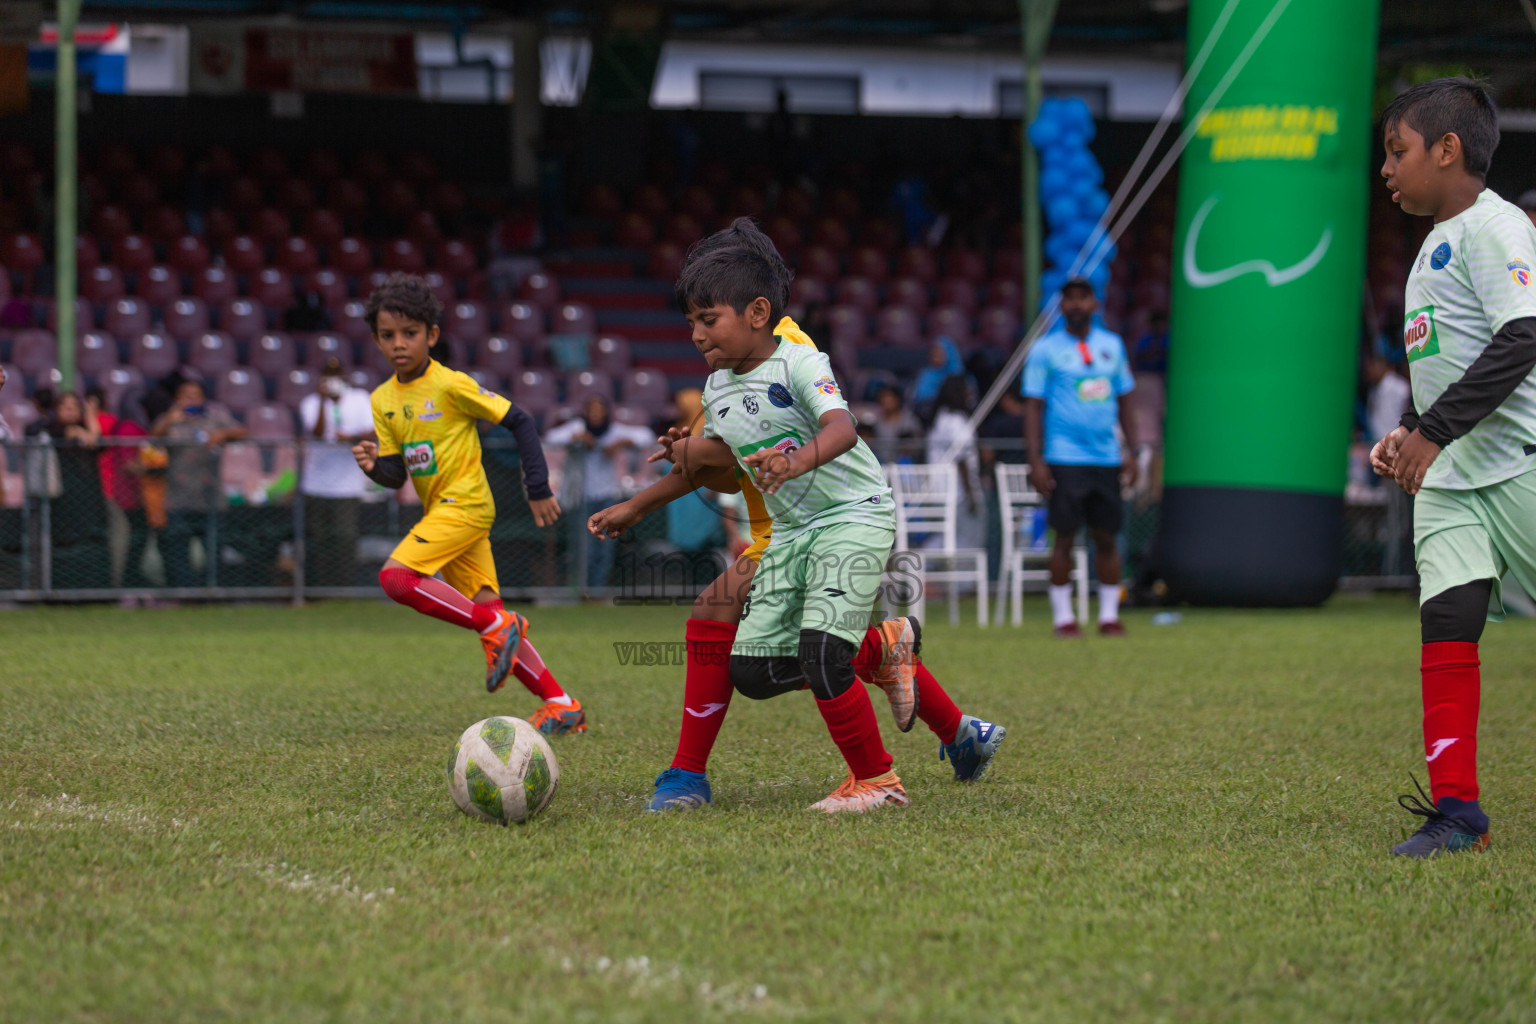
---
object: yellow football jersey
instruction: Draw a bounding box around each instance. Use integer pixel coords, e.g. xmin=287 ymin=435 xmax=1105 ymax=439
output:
xmin=371 ymin=360 xmax=512 ymax=527
xmin=738 ymin=315 xmax=818 ymax=562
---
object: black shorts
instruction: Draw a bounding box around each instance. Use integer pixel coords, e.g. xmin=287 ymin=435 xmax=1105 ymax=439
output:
xmin=1047 ymin=464 xmax=1123 ymax=536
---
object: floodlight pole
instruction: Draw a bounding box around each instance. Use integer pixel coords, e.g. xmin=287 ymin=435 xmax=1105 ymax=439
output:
xmin=55 ymin=0 xmax=82 ymax=392
xmin=1020 ymin=0 xmax=1058 ymax=318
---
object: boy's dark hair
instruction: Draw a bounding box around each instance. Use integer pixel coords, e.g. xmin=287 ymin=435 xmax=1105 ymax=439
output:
xmin=1382 ymin=76 xmax=1500 ymax=178
xmin=364 ymin=272 xmax=443 ymax=332
xmin=675 ymin=217 xmax=793 ymax=323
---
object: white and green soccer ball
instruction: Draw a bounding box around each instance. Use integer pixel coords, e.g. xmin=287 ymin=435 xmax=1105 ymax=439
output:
xmin=447 ymin=716 xmax=560 ymax=825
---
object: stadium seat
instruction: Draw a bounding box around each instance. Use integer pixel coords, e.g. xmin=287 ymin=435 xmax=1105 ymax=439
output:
xmin=304 ymin=148 xmax=343 ymax=182
xmin=306 ymin=333 xmax=351 ymax=369
xmin=591 ymin=335 xmax=631 ymax=375
xmin=988 ymin=278 xmax=1022 ymax=310
xmin=463 ymin=368 xmax=503 ymax=394
xmin=202 ymin=208 xmax=238 ymax=247
xmin=835 ymin=277 xmax=879 ymax=315
xmin=334 ymin=300 xmax=373 ymax=344
xmin=97 ymin=366 xmax=146 ymax=417
xmin=74 ymin=236 xmax=102 ymax=274
xmin=303 ymin=268 xmax=347 ymax=308
xmin=277 ymin=236 xmax=318 ymax=275
xmin=680 ymin=184 xmax=717 ymax=222
xmin=520 ymin=272 xmax=560 ymax=310
xmin=329 ymin=178 xmax=370 ymax=222
xmin=407 ymin=210 xmax=441 ymax=246
xmin=380 ymin=179 xmax=420 ymax=221
xmin=91 ymin=206 xmax=131 ymax=245
xmin=422 ymin=270 xmax=456 ymax=306
xmin=362 ymin=270 xmax=391 ymax=299
xmin=381 ymin=239 xmax=424 ymax=274
xmin=113 ymin=235 xmax=155 ymax=275
xmin=223 ymin=235 xmax=265 ymax=275
xmin=790 ymin=278 xmax=830 ymax=308
xmin=219 ymin=299 xmax=267 ymax=342
xmin=811 ymin=218 xmax=851 ymax=251
xmin=76 ymin=332 xmax=119 ymax=377
xmin=219 ymin=441 xmax=265 ymax=497
xmin=10 ymin=330 xmax=56 ymax=378
xmin=946 ymin=248 xmax=989 ymax=283
xmin=275 ymin=369 xmax=316 ymax=409
xmin=936 ymin=276 xmax=981 ymax=314
xmin=898 ymin=247 xmax=939 ymax=285
xmin=250 ymin=332 xmax=297 ymax=378
xmin=978 ymin=305 xmax=1022 ymax=347
xmin=253 ymin=268 xmax=295 ymax=310
xmin=567 ymin=369 xmax=615 ymax=404
xmin=105 ymin=299 xmax=152 ymax=339
xmin=429 ymin=180 xmax=465 ymax=219
xmin=193 ymin=267 xmax=237 ymax=306
xmin=190 ymin=332 xmax=239 ymax=377
xmin=875 ymin=307 xmax=924 ymax=347
xmin=992 ymin=249 xmax=1024 ymax=281
xmin=45 ymin=297 xmax=96 ymax=333
xmin=2 ymin=234 xmax=44 ymax=274
xmin=611 ymin=404 xmax=650 ymax=428
xmin=345 ymin=367 xmax=380 ymax=392
xmin=764 ymin=216 xmax=802 ymax=255
xmin=1 ymin=397 xmax=36 ymax=436
xmin=826 ymin=304 xmax=868 ymax=343
xmin=665 ymin=213 xmax=703 ymax=247
xmin=511 ymin=369 xmax=557 ymax=422
xmin=361 ymin=340 xmax=392 ymax=374
xmin=302 ymin=208 xmax=345 ymax=248
xmin=137 ymin=265 xmax=181 ymax=308
xmin=647 ymin=243 xmax=685 ymax=280
xmin=446 ymin=300 xmax=490 ymax=343
xmin=476 ymin=336 xmax=522 ymax=377
xmin=927 ymin=305 xmax=974 ymax=343
xmin=144 ymin=205 xmax=185 ymax=243
xmin=553 ymin=303 xmax=596 ymax=336
xmin=621 ymin=368 xmax=669 ymax=407
xmin=614 ymin=212 xmax=655 ymax=249
xmin=129 ymin=332 xmax=180 ymax=379
xmin=632 ymin=183 xmax=669 ymax=220
xmin=225 ymin=176 xmax=263 ymax=214
xmin=276 ymin=177 xmax=316 ymax=214
xmin=860 ymin=219 xmax=900 ymax=250
xmin=164 ymin=298 xmax=212 ymax=342
xmin=726 ymin=184 xmax=767 ymax=220
xmin=887 ymin=277 xmax=931 ymax=313
xmin=778 ymin=187 xmax=814 ymax=222
xmin=825 ymin=187 xmax=861 ymax=222
xmin=584 ymin=183 xmax=624 ymax=220
xmin=848 ymin=247 xmax=890 ymax=283
xmin=798 ymin=245 xmax=841 ymax=281
xmin=247 ymin=401 xmax=297 ymax=439
xmin=436 ymin=239 xmax=477 ymax=278
xmin=203 ymin=145 xmax=239 ymax=181
xmin=330 ymin=237 xmax=372 ymax=275
xmin=252 ymin=147 xmax=289 ymax=182
xmin=147 ymin=143 xmax=187 ymax=182
xmin=82 ymin=265 xmax=127 ymax=305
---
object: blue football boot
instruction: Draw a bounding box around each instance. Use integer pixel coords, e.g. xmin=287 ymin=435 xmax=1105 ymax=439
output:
xmin=1391 ymin=776 xmax=1490 ymax=858
xmin=940 ymin=715 xmax=1007 ymax=782
xmin=646 ymin=767 xmax=713 ymax=811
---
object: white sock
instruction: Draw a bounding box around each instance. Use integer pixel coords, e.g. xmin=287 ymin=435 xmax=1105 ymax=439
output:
xmin=547 ymin=694 xmax=574 ymax=706
xmin=1048 ymin=584 xmax=1075 ymax=627
xmin=1099 ymin=584 xmax=1121 ymax=624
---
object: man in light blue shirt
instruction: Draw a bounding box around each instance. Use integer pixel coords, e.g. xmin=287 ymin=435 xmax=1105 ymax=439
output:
xmin=1023 ymin=278 xmax=1138 ymax=637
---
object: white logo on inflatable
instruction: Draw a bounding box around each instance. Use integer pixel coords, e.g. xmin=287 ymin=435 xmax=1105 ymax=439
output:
xmin=1183 ymin=193 xmax=1332 ymax=289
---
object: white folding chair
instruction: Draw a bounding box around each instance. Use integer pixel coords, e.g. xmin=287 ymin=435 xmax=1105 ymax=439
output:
xmin=994 ymin=463 xmax=1089 ymax=627
xmin=885 ymin=463 xmax=988 ymax=627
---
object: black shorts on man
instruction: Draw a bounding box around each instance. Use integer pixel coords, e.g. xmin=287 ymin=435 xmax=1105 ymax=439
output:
xmin=1047 ymin=464 xmax=1122 ymax=535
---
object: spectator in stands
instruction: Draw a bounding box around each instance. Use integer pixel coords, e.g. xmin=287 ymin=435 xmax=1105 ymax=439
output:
xmin=0 ymin=364 xmax=12 ymax=507
xmin=25 ymin=391 xmax=110 ymax=587
xmin=87 ymin=387 xmax=153 ymax=590
xmin=869 ymin=385 xmax=922 ymax=464
xmin=1519 ymin=190 xmax=1536 ymax=229
xmin=299 ymin=358 xmax=375 ymax=587
xmin=910 ymin=336 xmax=967 ymax=424
xmin=545 ymin=393 xmax=652 ymax=589
xmin=926 ymin=377 xmax=985 ymax=548
xmin=151 ymin=378 xmax=248 ymax=588
xmin=283 ymin=287 xmax=327 ymax=333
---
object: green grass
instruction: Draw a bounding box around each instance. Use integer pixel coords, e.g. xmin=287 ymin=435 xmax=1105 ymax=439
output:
xmin=4 ymin=596 xmax=1536 ymax=1022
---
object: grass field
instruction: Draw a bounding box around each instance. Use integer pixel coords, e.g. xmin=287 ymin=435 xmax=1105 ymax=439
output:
xmin=4 ymin=596 xmax=1536 ymax=1022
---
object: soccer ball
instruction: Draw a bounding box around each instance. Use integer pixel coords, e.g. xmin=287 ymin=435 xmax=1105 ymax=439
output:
xmin=447 ymin=716 xmax=560 ymax=825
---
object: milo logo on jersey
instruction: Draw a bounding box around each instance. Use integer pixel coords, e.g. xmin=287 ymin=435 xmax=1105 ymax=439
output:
xmin=736 ymin=429 xmax=804 ymax=459
xmin=1403 ymin=305 xmax=1439 ymax=362
xmin=403 ymin=440 xmax=438 ymax=477
xmin=1076 ymin=377 xmax=1112 ymax=402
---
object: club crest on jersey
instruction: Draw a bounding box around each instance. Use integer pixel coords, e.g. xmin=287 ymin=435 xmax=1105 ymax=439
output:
xmin=1403 ymin=305 xmax=1440 ymax=362
xmin=418 ymin=399 xmax=444 ymax=422
xmin=812 ymin=375 xmax=839 ymax=396
xmin=767 ymin=382 xmax=794 ymax=408
xmin=1510 ymin=259 xmax=1532 ymax=287
xmin=403 ymin=440 xmax=438 ymax=476
xmin=402 ymin=403 xmax=414 ymax=421
xmin=742 ymin=394 xmax=760 ymax=415
xmin=1430 ymin=242 xmax=1452 ymax=270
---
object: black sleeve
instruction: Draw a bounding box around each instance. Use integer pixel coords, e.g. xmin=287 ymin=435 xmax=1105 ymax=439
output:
xmin=499 ymin=404 xmax=553 ymax=501
xmin=1416 ymin=317 xmax=1536 ymax=448
xmin=366 ymin=453 xmax=407 ymax=489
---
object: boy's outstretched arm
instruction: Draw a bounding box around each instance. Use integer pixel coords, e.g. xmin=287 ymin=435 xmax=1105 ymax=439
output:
xmin=742 ymin=410 xmax=856 ymax=495
xmin=498 ymin=403 xmax=562 ymax=526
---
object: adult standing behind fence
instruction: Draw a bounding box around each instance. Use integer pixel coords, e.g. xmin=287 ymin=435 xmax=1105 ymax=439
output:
xmin=87 ymin=387 xmax=153 ymax=590
xmin=1023 ymin=277 xmax=1137 ymax=638
xmin=24 ymin=391 xmax=110 ymax=589
xmin=151 ymin=378 xmax=248 ymax=588
xmin=0 ymin=364 xmax=12 ymax=507
xmin=545 ymin=393 xmax=653 ymax=589
xmin=298 ymin=358 xmax=375 ymax=587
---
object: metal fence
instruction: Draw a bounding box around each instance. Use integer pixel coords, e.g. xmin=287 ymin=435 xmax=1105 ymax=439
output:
xmin=0 ymin=434 xmax=1415 ymax=603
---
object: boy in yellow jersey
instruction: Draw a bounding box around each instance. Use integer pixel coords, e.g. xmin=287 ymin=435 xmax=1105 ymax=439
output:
xmin=588 ymin=220 xmax=1006 ymax=811
xmin=351 ymin=274 xmax=586 ymax=734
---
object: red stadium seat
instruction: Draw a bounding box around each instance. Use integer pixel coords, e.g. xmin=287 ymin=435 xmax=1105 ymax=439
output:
xmin=789 ymin=278 xmax=830 ymax=308
xmin=511 ymin=369 xmax=557 ymax=420
xmin=203 ymin=146 xmax=240 ymax=181
xmin=305 ymin=332 xmax=351 ymax=369
xmin=887 ymin=277 xmax=930 ymax=313
xmin=848 ymin=246 xmax=890 ymax=283
xmin=988 ymin=278 xmax=1022 ymax=311
xmin=859 ymin=219 xmax=900 ymax=250
xmin=345 ymin=367 xmax=380 ymax=391
xmin=193 ymin=266 xmax=237 ymax=306
xmin=82 ymin=265 xmax=127 ymax=305
xmin=992 ymin=249 xmax=1024 ymax=281
xmin=679 ymin=184 xmax=717 ymax=222
xmin=303 ymin=268 xmax=347 ymax=308
xmin=380 ymin=180 xmax=420 ymax=221
xmin=501 ymin=302 xmax=545 ymax=344
xmin=726 ymin=184 xmax=767 ymax=220
xmin=329 ymin=178 xmax=369 ymax=221
xmin=3 ymin=234 xmax=43 ymax=274
xmin=380 ymin=238 xmax=424 ymax=274
xmin=429 ymin=180 xmax=465 ymax=219
xmin=251 ymin=208 xmax=291 ymax=246
xmin=798 ymin=245 xmax=840 ymax=281
xmin=463 ymin=368 xmax=503 ymax=394
xmin=927 ymin=305 xmax=973 ymax=343
xmin=163 ymin=297 xmax=211 ymax=342
xmin=583 ymin=183 xmax=623 ymax=220
xmin=436 ymin=239 xmax=477 ymax=277
xmin=611 ymin=404 xmax=650 ymax=428
xmin=251 ymin=147 xmax=289 ymax=182
xmin=566 ymin=369 xmax=615 ymax=404
xmin=778 ymin=187 xmax=814 ymax=222
xmin=476 ymin=336 xmax=523 ymax=377
xmin=978 ymin=305 xmax=1022 ymax=347
xmin=189 ymin=331 xmax=239 ymax=377
xmin=335 ymin=300 xmax=373 ymax=344
xmin=275 ymin=369 xmax=317 ymax=409
xmin=764 ymin=216 xmax=802 ymax=255
xmin=897 ymin=247 xmax=939 ymax=285
xmin=46 ymin=298 xmax=96 ymax=333
xmin=219 ymin=443 xmax=265 ymax=497
xmin=252 ymin=268 xmax=294 ymax=310
xmin=250 ymin=332 xmax=297 ymax=378
xmin=97 ymin=366 xmax=146 ymax=416
xmin=169 ymin=234 xmax=211 ymax=275
xmin=446 ymin=300 xmax=490 ymax=343
xmin=144 ymin=205 xmax=185 ymax=243
xmin=222 ymin=235 xmax=265 ymax=275
xmin=632 ymin=184 xmax=669 ymax=220
xmin=591 ymin=335 xmax=630 ymax=375
xmin=665 ymin=213 xmax=703 ymax=247
xmin=422 ymin=271 xmax=456 ymax=307
xmin=113 ymin=235 xmax=155 ymax=275
xmin=76 ymin=332 xmax=119 ymax=377
xmin=148 ymin=143 xmax=188 ymax=182
xmin=276 ymin=177 xmax=315 ymax=214
xmin=621 ymin=368 xmax=669 ymax=407
xmin=277 ymin=236 xmax=318 ymax=275
xmin=10 ymin=329 xmax=56 ymax=378
xmin=226 ymin=176 xmax=264 ymax=214
xmin=104 ymin=299 xmax=152 ymax=339
xmin=248 ymin=401 xmax=297 ymax=439
xmin=330 ymin=237 xmax=373 ymax=275
xmin=203 ymin=208 xmax=238 ymax=247
xmin=304 ymin=149 xmax=343 ymax=182
xmin=835 ymin=277 xmax=879 ymax=315
xmin=826 ymin=304 xmax=868 ymax=343
xmin=945 ymin=248 xmax=988 ymax=283
xmin=825 ymin=187 xmax=861 ymax=223
xmin=614 ymin=212 xmax=655 ymax=249
xmin=647 ymin=243 xmax=685 ymax=281
xmin=407 ymin=210 xmax=441 ymax=246
xmin=129 ymin=332 xmax=180 ymax=379
xmin=302 ymin=208 xmax=345 ymax=248
xmin=136 ymin=265 xmax=181 ymax=308
xmin=219 ymin=299 xmax=267 ymax=341
xmin=121 ymin=173 xmax=160 ymax=212
xmin=875 ymin=307 xmax=924 ymax=347
xmin=91 ymin=206 xmax=131 ymax=245
xmin=520 ymin=272 xmax=560 ymax=310
xmin=935 ymin=276 xmax=981 ymax=314
xmin=553 ymin=302 xmax=596 ymax=336
xmin=75 ymin=236 xmax=102 ymax=274
xmin=811 ymin=218 xmax=851 ymax=251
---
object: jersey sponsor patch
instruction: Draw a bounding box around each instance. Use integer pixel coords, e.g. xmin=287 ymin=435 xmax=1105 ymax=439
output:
xmin=403 ymin=440 xmax=438 ymax=476
xmin=418 ymin=399 xmax=444 ymax=422
xmin=1430 ymin=242 xmax=1452 ymax=270
xmin=1510 ymin=259 xmax=1532 ymax=287
xmin=1404 ymin=305 xmax=1440 ymax=362
xmin=812 ymin=375 xmax=840 ymax=396
xmin=767 ymin=382 xmax=794 ymax=408
xmin=1076 ymin=377 xmax=1112 ymax=402
xmin=736 ymin=429 xmax=804 ymax=458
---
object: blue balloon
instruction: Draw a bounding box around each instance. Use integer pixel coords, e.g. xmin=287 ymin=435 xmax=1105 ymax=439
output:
xmin=1045 ymin=235 xmax=1078 ymax=268
xmin=1027 ymin=117 xmax=1060 ymax=150
xmin=1058 ymin=127 xmax=1086 ymax=151
xmin=1068 ymin=175 xmax=1096 ymax=199
xmin=1042 ymin=144 xmax=1074 ymax=169
xmin=1040 ymin=166 xmax=1071 ymax=197
xmin=1045 ymin=197 xmax=1079 ymax=230
xmin=1060 ymin=97 xmax=1093 ymax=130
xmin=1078 ymin=189 xmax=1110 ymax=221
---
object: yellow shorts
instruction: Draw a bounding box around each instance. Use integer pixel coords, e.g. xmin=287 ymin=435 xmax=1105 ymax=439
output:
xmin=391 ymin=508 xmax=499 ymax=598
xmin=742 ymin=533 xmax=768 ymax=563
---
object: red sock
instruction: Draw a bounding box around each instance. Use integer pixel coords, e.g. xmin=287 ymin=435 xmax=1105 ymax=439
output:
xmin=1422 ymin=641 xmax=1481 ymax=803
xmin=852 ymin=627 xmax=963 ymax=745
xmin=671 ymin=619 xmax=737 ymax=774
xmin=513 ymin=640 xmax=567 ymax=701
xmin=816 ymin=684 xmax=892 ymax=780
xmin=380 ymin=568 xmax=499 ymax=632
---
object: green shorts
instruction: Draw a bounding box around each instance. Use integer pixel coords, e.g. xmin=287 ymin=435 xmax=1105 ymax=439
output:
xmin=733 ymin=521 xmax=896 ymax=658
xmin=1414 ymin=468 xmax=1536 ymax=620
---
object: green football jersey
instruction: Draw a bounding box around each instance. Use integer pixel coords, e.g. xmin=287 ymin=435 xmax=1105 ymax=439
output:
xmin=1404 ymin=189 xmax=1536 ymax=489
xmin=700 ymin=337 xmax=894 ymax=542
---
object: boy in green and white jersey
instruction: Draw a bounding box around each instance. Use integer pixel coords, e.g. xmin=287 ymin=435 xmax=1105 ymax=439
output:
xmin=1372 ymin=77 xmax=1536 ymax=857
